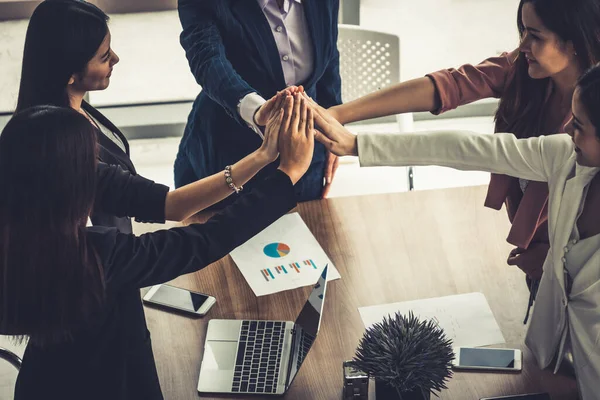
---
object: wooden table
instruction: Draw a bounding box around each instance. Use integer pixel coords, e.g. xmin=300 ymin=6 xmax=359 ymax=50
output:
xmin=143 ymin=185 xmax=578 ymax=400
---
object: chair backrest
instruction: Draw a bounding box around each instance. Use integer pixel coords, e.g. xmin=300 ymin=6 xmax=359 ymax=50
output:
xmin=0 ymin=347 xmax=21 ymax=398
xmin=337 ymin=24 xmax=400 ymax=123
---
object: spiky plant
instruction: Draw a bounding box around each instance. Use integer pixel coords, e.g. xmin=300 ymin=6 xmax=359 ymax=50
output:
xmin=350 ymin=312 xmax=454 ymax=398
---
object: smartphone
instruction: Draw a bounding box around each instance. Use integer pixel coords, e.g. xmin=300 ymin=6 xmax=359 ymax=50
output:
xmin=143 ymin=284 xmax=216 ymax=316
xmin=452 ymin=347 xmax=522 ymax=372
xmin=480 ymin=394 xmax=550 ymax=400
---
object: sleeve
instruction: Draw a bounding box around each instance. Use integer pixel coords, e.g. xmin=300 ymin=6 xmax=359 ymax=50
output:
xmin=97 ymin=170 xmax=297 ymax=291
xmin=178 ymin=0 xmax=256 ymax=124
xmin=357 ymin=130 xmax=574 ymax=183
xmin=95 ymin=162 xmax=169 ymax=224
xmin=315 ymin=0 xmax=342 ymax=109
xmin=238 ymin=92 xmax=267 ymax=139
xmin=426 ymin=50 xmax=517 ymax=115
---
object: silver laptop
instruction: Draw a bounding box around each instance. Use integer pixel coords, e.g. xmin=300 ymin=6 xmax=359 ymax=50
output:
xmin=197 ymin=266 xmax=329 ymax=395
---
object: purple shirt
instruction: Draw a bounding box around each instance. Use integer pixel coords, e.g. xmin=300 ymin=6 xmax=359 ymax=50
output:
xmin=239 ymin=0 xmax=315 ymax=136
xmin=259 ymin=0 xmax=314 ymax=86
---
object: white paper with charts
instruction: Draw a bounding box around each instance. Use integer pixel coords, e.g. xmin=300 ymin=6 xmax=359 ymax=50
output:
xmin=230 ymin=213 xmax=340 ymax=296
xmin=358 ymin=292 xmax=505 ymax=348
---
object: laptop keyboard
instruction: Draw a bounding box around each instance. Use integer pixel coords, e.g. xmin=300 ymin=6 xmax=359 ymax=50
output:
xmin=232 ymin=320 xmax=285 ymax=394
xmin=296 ymin=330 xmax=315 ymax=370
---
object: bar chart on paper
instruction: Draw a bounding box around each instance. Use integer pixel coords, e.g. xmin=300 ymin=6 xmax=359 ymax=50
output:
xmin=230 ymin=213 xmax=340 ymax=296
xmin=260 ymin=259 xmax=319 ymax=282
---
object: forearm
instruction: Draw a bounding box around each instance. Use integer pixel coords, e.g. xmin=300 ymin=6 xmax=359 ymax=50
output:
xmin=357 ymin=130 xmax=562 ymax=182
xmin=331 ymin=77 xmax=439 ymax=124
xmin=164 ymin=149 xmax=271 ymax=221
xmin=179 ymin=0 xmax=254 ymax=122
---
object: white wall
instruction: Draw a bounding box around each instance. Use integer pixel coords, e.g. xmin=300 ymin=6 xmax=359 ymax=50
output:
xmin=0 ymin=1 xmax=522 ymax=112
xmin=360 ymin=0 xmax=521 ymax=81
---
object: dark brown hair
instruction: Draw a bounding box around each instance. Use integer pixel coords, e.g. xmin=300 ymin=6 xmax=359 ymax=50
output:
xmin=495 ymin=0 xmax=600 ymax=137
xmin=16 ymin=0 xmax=109 ymax=112
xmin=0 ymin=106 xmax=104 ymax=346
xmin=577 ymin=63 xmax=600 ymax=140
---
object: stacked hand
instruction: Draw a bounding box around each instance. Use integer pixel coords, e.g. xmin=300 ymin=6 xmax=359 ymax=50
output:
xmin=277 ymin=94 xmax=314 ymax=184
xmin=256 ymin=87 xmax=349 ymax=198
xmin=254 ymin=86 xmax=304 ymax=127
xmin=260 ymin=92 xmax=315 ymax=185
xmin=303 ymin=93 xmax=358 ymax=157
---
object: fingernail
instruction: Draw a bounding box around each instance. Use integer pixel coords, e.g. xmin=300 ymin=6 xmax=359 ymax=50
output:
xmin=327 ymin=178 xmax=331 ymax=184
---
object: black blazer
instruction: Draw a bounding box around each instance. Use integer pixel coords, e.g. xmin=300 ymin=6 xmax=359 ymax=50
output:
xmin=14 ymin=170 xmax=296 ymax=400
xmin=83 ymin=101 xmax=142 ymax=234
xmin=83 ymin=104 xmax=170 ymax=399
xmin=13 ymin=104 xmax=168 ymax=400
xmin=95 ymin=162 xmax=169 ymax=223
xmin=174 ymin=0 xmax=342 ymax=198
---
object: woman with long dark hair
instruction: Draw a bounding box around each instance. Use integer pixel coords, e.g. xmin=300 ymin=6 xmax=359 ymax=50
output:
xmin=2 ymin=97 xmax=314 ymax=399
xmin=14 ymin=1 xmax=298 ymax=398
xmin=323 ymin=0 xmax=600 ymax=313
xmin=311 ymin=61 xmax=600 ymax=399
xmin=17 ymin=0 xmax=288 ymax=231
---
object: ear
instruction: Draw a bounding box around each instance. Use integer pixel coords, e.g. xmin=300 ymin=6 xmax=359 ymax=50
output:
xmin=68 ymin=75 xmax=76 ymax=85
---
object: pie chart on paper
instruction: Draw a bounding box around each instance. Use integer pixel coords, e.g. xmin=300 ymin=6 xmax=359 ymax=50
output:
xmin=263 ymin=243 xmax=291 ymax=258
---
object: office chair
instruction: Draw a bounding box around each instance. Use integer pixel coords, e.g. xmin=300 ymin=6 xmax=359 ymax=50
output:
xmin=336 ymin=24 xmax=414 ymax=191
xmin=0 ymin=346 xmax=22 ymax=398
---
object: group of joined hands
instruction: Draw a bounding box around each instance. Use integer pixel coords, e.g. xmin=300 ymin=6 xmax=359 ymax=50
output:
xmin=254 ymin=86 xmax=358 ymax=188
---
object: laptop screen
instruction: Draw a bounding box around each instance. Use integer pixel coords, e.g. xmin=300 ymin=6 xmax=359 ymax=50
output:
xmin=285 ymin=266 xmax=328 ymax=388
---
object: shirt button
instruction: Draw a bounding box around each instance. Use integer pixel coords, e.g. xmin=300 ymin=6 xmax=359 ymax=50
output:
xmin=572 ymin=239 xmax=578 ymax=244
xmin=282 ymin=54 xmax=289 ymax=61
xmin=561 ymin=256 xmax=567 ymax=263
xmin=564 ymin=246 xmax=569 ymax=253
xmin=276 ymin=25 xmax=283 ymax=32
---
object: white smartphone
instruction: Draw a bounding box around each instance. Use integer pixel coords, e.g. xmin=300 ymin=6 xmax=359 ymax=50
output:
xmin=143 ymin=284 xmax=216 ymax=317
xmin=452 ymin=347 xmax=522 ymax=372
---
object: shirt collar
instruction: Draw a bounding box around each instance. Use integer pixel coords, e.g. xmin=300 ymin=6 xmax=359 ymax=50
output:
xmin=258 ymin=0 xmax=302 ymax=11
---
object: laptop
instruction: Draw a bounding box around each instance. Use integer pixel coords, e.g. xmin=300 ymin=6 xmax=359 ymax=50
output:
xmin=197 ymin=266 xmax=329 ymax=395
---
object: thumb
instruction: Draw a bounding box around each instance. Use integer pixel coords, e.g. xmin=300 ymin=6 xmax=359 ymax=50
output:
xmin=507 ymin=253 xmax=521 ymax=266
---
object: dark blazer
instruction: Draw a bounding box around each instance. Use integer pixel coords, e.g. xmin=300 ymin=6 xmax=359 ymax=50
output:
xmin=95 ymin=162 xmax=169 ymax=224
xmin=83 ymin=103 xmax=169 ymax=399
xmin=14 ymin=170 xmax=296 ymax=400
xmin=14 ymin=103 xmax=168 ymax=400
xmin=83 ymin=101 xmax=144 ymax=234
xmin=174 ymin=0 xmax=342 ymax=203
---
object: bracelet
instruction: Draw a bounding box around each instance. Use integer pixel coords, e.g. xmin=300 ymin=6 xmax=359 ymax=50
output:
xmin=224 ymin=165 xmax=243 ymax=194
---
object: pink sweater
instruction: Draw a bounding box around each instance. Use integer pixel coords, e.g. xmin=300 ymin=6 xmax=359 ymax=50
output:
xmin=427 ymin=51 xmax=572 ymax=251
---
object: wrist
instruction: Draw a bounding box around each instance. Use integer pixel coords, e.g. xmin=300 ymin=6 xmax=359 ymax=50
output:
xmin=277 ymin=166 xmax=301 ymax=185
xmin=328 ymin=105 xmax=345 ymax=125
xmin=349 ymin=135 xmax=359 ymax=157
xmin=253 ymin=106 xmax=265 ymax=127
xmin=253 ymin=148 xmax=274 ymax=166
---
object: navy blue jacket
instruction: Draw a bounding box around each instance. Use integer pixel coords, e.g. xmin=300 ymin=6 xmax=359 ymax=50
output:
xmin=174 ymin=0 xmax=342 ymax=202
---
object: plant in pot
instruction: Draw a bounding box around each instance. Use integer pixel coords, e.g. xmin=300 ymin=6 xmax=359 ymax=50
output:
xmin=350 ymin=312 xmax=454 ymax=400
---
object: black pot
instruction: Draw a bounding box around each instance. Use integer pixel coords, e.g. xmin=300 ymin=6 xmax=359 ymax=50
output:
xmin=375 ymin=380 xmax=431 ymax=400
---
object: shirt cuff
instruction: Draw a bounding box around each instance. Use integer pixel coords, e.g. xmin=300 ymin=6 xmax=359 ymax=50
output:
xmin=238 ymin=92 xmax=267 ymax=139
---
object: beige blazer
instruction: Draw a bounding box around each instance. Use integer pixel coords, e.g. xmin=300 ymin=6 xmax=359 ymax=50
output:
xmin=357 ymin=130 xmax=600 ymax=400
